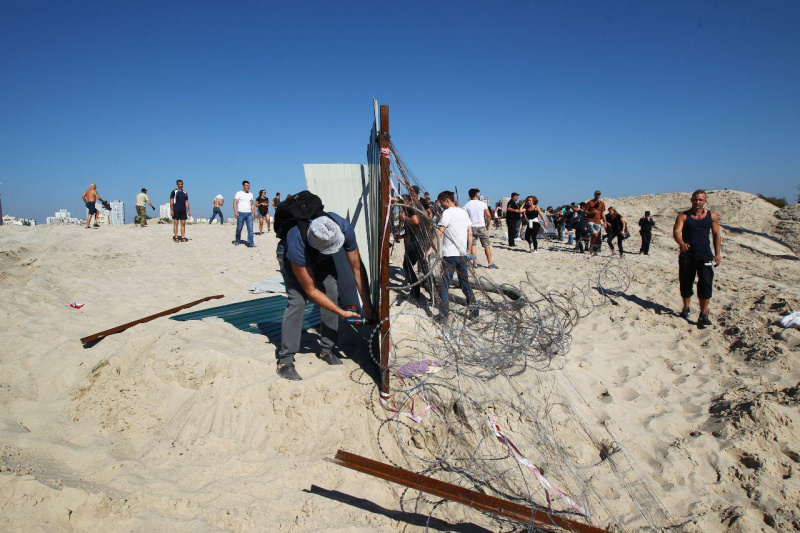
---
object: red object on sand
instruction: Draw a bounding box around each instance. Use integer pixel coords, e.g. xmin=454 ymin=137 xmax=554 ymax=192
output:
xmin=69 ymin=302 xmax=84 ymax=309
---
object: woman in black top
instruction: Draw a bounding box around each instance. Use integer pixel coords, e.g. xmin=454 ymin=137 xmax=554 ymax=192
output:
xmin=522 ymin=196 xmax=548 ymax=253
xmin=256 ymin=190 xmax=271 ymax=234
xmin=605 ymin=207 xmax=627 ymax=256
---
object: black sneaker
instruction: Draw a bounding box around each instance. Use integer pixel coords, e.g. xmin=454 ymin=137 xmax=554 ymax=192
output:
xmin=277 ymin=363 xmax=302 ymax=381
xmin=698 ymin=313 xmax=712 ymax=326
xmin=679 ymin=307 xmax=690 ymax=319
xmin=318 ymin=352 xmax=343 ymax=365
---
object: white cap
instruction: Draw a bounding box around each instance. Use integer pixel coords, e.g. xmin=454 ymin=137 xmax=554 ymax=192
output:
xmin=307 ymin=217 xmax=345 ymax=255
xmin=215 ymin=194 xmax=223 ymax=200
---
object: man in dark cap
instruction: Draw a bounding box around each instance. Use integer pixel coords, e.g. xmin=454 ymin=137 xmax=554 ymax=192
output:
xmin=135 ymin=188 xmax=155 ymax=227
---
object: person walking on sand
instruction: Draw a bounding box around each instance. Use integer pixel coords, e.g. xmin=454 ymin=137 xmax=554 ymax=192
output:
xmin=210 ymin=194 xmax=225 ymax=225
xmin=639 ymin=211 xmax=655 ymax=254
xmin=604 ymin=207 xmax=628 ymax=257
xmin=135 ymin=188 xmax=155 ymax=227
xmin=435 ymin=190 xmax=478 ymax=321
xmin=585 ymin=190 xmax=606 ymax=254
xmin=272 ymin=192 xmax=281 ymax=210
xmin=673 ymin=190 xmax=722 ymax=326
xmin=233 ymin=180 xmax=256 ymax=247
xmin=256 ymin=189 xmax=271 ymax=234
xmin=522 ymin=195 xmax=549 ymax=253
xmin=82 ymin=183 xmax=105 ymax=229
xmin=464 ymin=188 xmax=498 ymax=268
xmin=505 ymin=192 xmax=522 ymax=247
xmin=170 ymin=179 xmax=191 ymax=242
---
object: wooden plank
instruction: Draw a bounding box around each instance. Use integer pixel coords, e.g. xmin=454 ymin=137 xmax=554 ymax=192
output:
xmin=80 ymin=295 xmax=224 ymax=345
xmin=379 ymin=104 xmax=391 ymax=395
xmin=326 ymin=450 xmax=609 ymax=533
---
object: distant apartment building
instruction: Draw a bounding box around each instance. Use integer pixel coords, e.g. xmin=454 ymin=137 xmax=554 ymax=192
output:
xmin=110 ymin=201 xmax=125 ymax=226
xmin=0 ymin=195 xmax=4 ymax=225
xmin=193 ymin=217 xmax=208 ymax=224
xmin=3 ymin=215 xmax=37 ymax=226
xmin=159 ymin=203 xmax=171 ymax=220
xmin=46 ymin=209 xmax=83 ymax=225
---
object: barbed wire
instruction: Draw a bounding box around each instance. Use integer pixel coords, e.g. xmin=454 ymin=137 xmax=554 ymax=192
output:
xmin=351 ymin=143 xmax=672 ymax=532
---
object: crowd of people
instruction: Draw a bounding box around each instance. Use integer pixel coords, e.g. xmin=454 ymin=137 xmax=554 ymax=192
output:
xmin=81 ymin=181 xmax=723 ymax=380
xmin=83 ymin=180 xmax=297 ymax=246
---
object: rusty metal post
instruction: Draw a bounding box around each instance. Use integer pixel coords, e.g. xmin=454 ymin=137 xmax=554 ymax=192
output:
xmin=378 ymin=105 xmax=391 ymax=394
xmin=327 ymin=450 xmax=610 ymax=533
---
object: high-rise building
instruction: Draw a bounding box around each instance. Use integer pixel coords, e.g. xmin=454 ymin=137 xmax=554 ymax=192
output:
xmin=159 ymin=204 xmax=171 ymax=219
xmin=110 ymin=201 xmax=125 ymax=226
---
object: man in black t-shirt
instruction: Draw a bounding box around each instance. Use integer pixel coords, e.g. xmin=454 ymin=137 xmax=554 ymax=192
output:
xmin=170 ymin=179 xmax=191 ymax=242
xmin=505 ymin=192 xmax=522 ymax=246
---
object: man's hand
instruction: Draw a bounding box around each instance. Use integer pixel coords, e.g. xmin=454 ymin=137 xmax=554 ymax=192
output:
xmin=714 ymin=254 xmax=722 ymax=266
xmin=679 ymin=242 xmax=690 ymax=253
xmin=342 ymin=309 xmax=361 ymax=320
xmin=362 ymin=303 xmax=375 ymax=322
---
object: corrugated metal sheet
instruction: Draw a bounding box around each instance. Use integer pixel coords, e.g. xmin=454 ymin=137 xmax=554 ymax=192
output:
xmin=171 ymin=296 xmax=320 ymax=342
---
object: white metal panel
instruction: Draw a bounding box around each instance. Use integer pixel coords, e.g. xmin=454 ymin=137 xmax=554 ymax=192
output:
xmin=304 ymin=163 xmax=374 ymax=283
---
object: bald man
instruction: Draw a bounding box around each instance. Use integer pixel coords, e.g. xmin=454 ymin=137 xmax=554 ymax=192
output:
xmin=81 ymin=183 xmax=105 ymax=228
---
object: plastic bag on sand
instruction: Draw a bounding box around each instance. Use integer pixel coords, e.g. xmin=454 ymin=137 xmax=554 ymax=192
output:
xmin=780 ymin=311 xmax=800 ymax=328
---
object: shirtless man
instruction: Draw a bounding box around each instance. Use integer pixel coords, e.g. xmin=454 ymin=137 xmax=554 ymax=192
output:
xmin=82 ymin=183 xmax=105 ymax=228
xmin=673 ymin=190 xmax=722 ymax=326
xmin=210 ymin=195 xmax=225 ymax=225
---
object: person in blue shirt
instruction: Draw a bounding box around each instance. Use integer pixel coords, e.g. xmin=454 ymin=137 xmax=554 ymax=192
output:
xmin=275 ymin=213 xmax=374 ymax=381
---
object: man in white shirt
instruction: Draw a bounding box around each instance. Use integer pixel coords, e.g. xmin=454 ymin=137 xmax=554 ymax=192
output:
xmin=436 ymin=191 xmax=477 ymax=320
xmin=233 ymin=180 xmax=256 ymax=247
xmin=463 ymin=188 xmax=498 ymax=269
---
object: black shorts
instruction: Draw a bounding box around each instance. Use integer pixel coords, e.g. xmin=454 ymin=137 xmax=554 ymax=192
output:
xmin=679 ymin=256 xmax=714 ymax=299
xmin=85 ymin=201 xmax=97 ymax=215
xmin=173 ymin=210 xmax=188 ymax=221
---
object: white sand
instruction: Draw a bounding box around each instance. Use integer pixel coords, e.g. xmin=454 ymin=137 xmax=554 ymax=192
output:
xmin=1 ymin=190 xmax=799 ymax=531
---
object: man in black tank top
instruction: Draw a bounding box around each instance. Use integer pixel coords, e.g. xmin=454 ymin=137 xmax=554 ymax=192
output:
xmin=672 ymin=189 xmax=722 ymax=327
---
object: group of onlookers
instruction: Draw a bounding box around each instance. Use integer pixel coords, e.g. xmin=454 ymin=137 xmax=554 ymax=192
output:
xmin=130 ymin=179 xmax=293 ymax=246
xmin=496 ymin=189 xmax=657 ymax=257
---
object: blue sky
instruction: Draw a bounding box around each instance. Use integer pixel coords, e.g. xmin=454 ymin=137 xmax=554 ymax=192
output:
xmin=1 ymin=0 xmax=798 ymax=223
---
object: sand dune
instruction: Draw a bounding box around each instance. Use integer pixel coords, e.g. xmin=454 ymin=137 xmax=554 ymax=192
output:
xmin=1 ymin=190 xmax=798 ymax=531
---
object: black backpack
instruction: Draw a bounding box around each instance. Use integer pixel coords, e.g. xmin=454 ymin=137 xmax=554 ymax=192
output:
xmin=274 ymin=190 xmax=327 ymax=242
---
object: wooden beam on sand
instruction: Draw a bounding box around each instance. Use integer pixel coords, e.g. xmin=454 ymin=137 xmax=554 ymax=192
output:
xmin=80 ymin=294 xmax=224 ymax=345
xmin=326 ymin=450 xmax=610 ymax=533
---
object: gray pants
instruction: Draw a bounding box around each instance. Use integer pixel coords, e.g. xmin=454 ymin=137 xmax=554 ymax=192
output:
xmin=276 ymin=251 xmax=339 ymax=365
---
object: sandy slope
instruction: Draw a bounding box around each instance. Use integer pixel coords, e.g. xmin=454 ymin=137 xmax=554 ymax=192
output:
xmin=1 ymin=190 xmax=798 ymax=531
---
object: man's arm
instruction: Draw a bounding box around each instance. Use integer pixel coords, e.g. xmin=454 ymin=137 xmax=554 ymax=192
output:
xmin=250 ymin=197 xmax=255 ymax=216
xmin=483 ymin=207 xmax=491 ymax=229
xmin=170 ymin=195 xmax=175 ymax=214
xmin=466 ymin=225 xmax=473 ymax=255
xmin=673 ymin=213 xmax=689 ymax=253
xmin=711 ymin=212 xmax=722 ymax=266
xmin=233 ymin=194 xmax=239 ymax=218
xmin=346 ymin=247 xmax=375 ymax=321
xmin=185 ymin=198 xmax=191 ymax=217
xmin=291 ymin=263 xmax=360 ymax=319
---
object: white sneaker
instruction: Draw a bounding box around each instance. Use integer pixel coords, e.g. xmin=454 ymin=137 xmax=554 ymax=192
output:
xmin=533 ymin=250 xmax=538 ymax=254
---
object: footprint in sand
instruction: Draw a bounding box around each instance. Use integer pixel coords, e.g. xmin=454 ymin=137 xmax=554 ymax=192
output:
xmin=619 ymin=387 xmax=639 ymax=401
